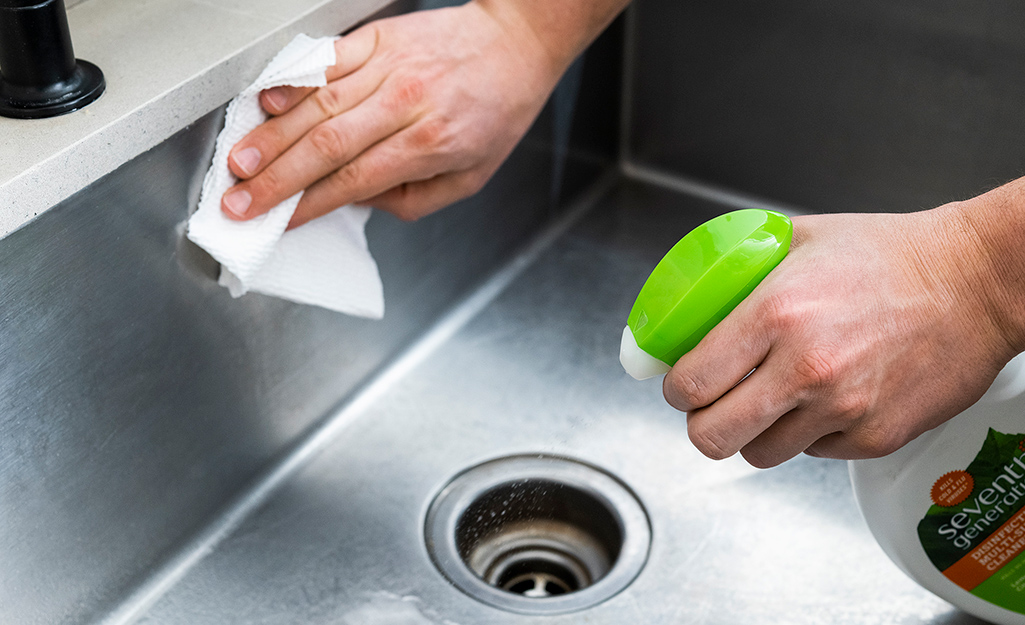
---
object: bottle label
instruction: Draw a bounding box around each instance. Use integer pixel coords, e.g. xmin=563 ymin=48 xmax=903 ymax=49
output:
xmin=918 ymin=428 xmax=1025 ymax=614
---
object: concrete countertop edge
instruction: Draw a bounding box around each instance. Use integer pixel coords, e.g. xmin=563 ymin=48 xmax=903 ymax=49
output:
xmin=0 ymin=0 xmax=393 ymax=240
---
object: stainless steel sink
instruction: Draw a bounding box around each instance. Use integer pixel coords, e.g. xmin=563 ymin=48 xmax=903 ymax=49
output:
xmin=0 ymin=101 xmax=562 ymax=625
xmin=116 ymin=176 xmax=985 ymax=625
xmin=3 ymin=2 xmax=1017 ymax=621
xmin=0 ymin=90 xmax=986 ymax=621
xmin=1 ymin=106 xmax=989 ymax=624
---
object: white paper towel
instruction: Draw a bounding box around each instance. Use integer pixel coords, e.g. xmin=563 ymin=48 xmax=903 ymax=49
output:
xmin=188 ymin=34 xmax=384 ymax=319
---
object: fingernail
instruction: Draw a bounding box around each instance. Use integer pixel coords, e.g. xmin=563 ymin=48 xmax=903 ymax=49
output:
xmin=231 ymin=147 xmax=261 ymax=176
xmin=223 ymin=189 xmax=252 ymax=217
xmin=264 ymin=87 xmax=287 ymax=112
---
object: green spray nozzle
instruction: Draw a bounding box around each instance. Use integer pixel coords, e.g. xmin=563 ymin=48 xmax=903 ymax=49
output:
xmin=620 ymin=208 xmax=793 ymax=380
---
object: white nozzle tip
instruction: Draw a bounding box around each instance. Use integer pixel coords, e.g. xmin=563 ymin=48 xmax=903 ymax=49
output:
xmin=620 ymin=325 xmax=672 ymax=380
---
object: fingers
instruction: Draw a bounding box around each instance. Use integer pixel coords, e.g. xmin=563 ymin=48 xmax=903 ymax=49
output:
xmin=227 ymin=26 xmax=382 ymax=179
xmin=803 ymin=419 xmax=907 ymax=461
xmin=663 ymin=269 xmax=860 ymax=465
xmin=288 ymin=135 xmax=487 ymax=229
xmin=222 ymin=73 xmax=427 ymax=221
xmin=284 ymin=129 xmax=446 ymax=228
xmin=739 ymin=405 xmax=846 ymax=468
xmin=228 ymin=71 xmax=386 ymax=182
xmin=227 ymin=67 xmax=385 ymax=180
xmin=683 ymin=362 xmax=800 ymax=462
xmin=257 ymin=26 xmax=380 ymax=117
xmin=684 ymin=349 xmax=876 ymax=467
xmin=260 ymin=86 xmax=314 ymax=116
xmin=663 ymin=298 xmax=773 ymax=414
xmin=352 ymin=170 xmax=486 ymax=223
xmin=325 ymin=26 xmax=380 ymax=82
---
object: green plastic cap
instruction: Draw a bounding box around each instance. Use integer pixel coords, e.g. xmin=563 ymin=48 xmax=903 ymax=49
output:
xmin=620 ymin=209 xmax=792 ymax=380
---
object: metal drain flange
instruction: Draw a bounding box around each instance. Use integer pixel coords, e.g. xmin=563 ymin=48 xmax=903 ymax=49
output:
xmin=424 ymin=455 xmax=651 ymax=615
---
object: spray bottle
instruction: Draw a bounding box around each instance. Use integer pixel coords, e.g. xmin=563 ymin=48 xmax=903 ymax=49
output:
xmin=619 ymin=208 xmax=792 ymax=380
xmin=621 ymin=208 xmax=1025 ymax=623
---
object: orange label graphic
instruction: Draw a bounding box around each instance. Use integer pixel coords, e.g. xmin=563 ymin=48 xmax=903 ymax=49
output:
xmin=932 ymin=470 xmax=974 ymax=507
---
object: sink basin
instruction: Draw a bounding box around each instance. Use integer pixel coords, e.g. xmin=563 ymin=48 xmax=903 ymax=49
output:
xmin=120 ymin=177 xmax=986 ymax=625
xmin=2 ymin=27 xmax=1002 ymax=623
xmin=6 ymin=0 xmax=1022 ymax=618
xmin=0 ymin=93 xmax=986 ymax=622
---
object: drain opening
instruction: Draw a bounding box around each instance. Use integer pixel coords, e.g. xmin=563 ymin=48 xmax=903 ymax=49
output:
xmin=425 ymin=455 xmax=651 ymax=615
xmin=499 ymin=556 xmax=578 ymax=596
xmin=457 ymin=479 xmax=619 ymax=594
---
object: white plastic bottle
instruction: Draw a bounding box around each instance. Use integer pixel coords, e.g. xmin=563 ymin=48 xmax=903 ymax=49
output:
xmin=850 ymin=353 xmax=1025 ymax=623
xmin=619 ymin=209 xmax=1025 ymax=620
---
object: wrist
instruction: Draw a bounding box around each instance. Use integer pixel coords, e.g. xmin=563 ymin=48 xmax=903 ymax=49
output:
xmin=948 ymin=180 xmax=1025 ymax=356
xmin=472 ymin=0 xmax=628 ymax=80
xmin=465 ymin=0 xmax=565 ymax=89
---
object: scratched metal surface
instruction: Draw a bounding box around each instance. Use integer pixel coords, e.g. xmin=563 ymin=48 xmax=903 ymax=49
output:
xmin=0 ymin=97 xmax=560 ymax=625
xmin=136 ymin=179 xmax=987 ymax=625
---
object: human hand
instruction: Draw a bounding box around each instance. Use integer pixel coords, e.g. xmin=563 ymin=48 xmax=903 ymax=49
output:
xmin=219 ymin=2 xmax=566 ymax=228
xmin=663 ymin=205 xmax=1022 ymax=468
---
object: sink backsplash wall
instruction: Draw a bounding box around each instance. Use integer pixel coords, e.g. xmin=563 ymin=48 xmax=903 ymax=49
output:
xmin=626 ymin=0 xmax=1025 ymax=214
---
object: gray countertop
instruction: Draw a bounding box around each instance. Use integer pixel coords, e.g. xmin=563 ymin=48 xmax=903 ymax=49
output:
xmin=0 ymin=0 xmax=391 ymax=239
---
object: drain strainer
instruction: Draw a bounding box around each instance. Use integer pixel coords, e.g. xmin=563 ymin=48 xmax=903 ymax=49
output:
xmin=424 ymin=455 xmax=651 ymax=615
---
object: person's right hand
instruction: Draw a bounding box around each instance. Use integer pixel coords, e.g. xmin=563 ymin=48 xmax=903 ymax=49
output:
xmin=218 ymin=1 xmax=572 ymax=229
xmin=662 ymin=198 xmax=1025 ymax=469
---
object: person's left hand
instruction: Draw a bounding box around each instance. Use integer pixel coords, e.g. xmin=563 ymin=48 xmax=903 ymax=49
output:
xmin=219 ymin=2 xmax=565 ymax=229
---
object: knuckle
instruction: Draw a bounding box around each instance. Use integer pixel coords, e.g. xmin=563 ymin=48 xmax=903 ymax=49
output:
xmin=762 ymin=291 xmax=801 ymax=332
xmin=793 ymin=347 xmax=840 ymax=389
xmin=256 ymin=120 xmax=288 ymax=152
xmin=409 ymin=117 xmax=449 ymax=150
xmin=664 ymin=369 xmax=714 ymax=410
xmin=252 ymin=166 xmax=284 ymax=199
xmin=833 ymin=391 xmax=871 ymax=425
xmin=309 ymin=124 xmax=347 ymax=163
xmin=687 ymin=421 xmax=734 ymax=461
xmin=355 ymin=22 xmax=383 ymax=58
xmin=846 ymin=423 xmax=903 ymax=458
xmin=330 ymin=159 xmax=364 ymax=191
xmin=385 ymin=75 xmax=426 ymax=112
xmin=311 ymin=85 xmax=344 ymax=117
xmin=741 ymin=446 xmax=784 ymax=470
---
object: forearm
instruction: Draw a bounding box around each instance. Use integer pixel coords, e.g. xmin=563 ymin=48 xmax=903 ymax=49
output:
xmin=475 ymin=0 xmax=631 ymax=78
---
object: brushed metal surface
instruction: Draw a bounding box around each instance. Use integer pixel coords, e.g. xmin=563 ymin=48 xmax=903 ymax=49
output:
xmin=6 ymin=2 xmax=1013 ymax=622
xmin=134 ymin=179 xmax=985 ymax=625
xmin=627 ymin=0 xmax=1025 ymax=214
xmin=0 ymin=98 xmax=565 ymax=624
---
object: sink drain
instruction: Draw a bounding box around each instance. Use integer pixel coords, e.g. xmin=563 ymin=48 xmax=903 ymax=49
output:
xmin=424 ymin=455 xmax=650 ymax=615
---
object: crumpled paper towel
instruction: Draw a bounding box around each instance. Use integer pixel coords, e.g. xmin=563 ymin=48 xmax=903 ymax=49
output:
xmin=188 ymin=34 xmax=384 ymax=319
